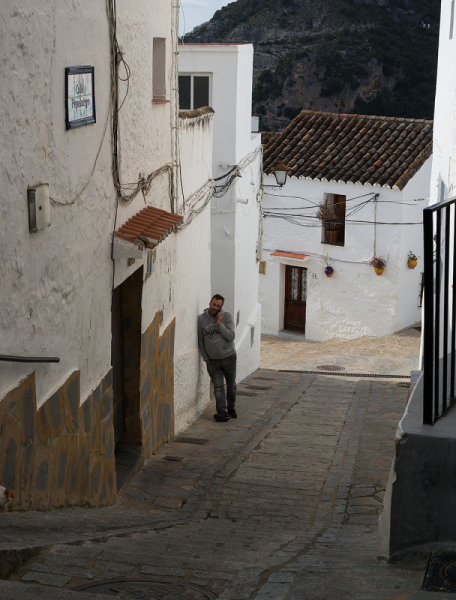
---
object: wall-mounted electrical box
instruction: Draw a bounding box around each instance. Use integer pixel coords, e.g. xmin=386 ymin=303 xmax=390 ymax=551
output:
xmin=256 ymin=241 xmax=263 ymax=260
xmin=28 ymin=183 xmax=50 ymax=233
xmin=145 ymin=247 xmax=156 ymax=280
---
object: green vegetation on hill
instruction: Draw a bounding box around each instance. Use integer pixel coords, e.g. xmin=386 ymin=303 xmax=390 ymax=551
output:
xmin=188 ymin=0 xmax=441 ymax=127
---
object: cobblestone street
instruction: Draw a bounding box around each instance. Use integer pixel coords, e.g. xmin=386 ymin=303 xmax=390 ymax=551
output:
xmin=0 ymin=331 xmax=424 ymax=600
xmin=261 ymin=327 xmax=421 ymax=375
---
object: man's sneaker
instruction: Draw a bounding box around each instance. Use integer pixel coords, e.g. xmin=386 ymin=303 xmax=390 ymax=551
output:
xmin=214 ymin=412 xmax=230 ymax=422
xmin=227 ymin=409 xmax=237 ymax=418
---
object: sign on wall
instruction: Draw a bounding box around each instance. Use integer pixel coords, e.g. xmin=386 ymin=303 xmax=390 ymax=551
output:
xmin=65 ymin=66 xmax=96 ymax=130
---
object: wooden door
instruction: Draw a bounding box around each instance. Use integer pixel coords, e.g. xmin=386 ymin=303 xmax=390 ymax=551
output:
xmin=284 ymin=265 xmax=307 ymax=334
xmin=111 ymin=285 xmax=126 ymax=443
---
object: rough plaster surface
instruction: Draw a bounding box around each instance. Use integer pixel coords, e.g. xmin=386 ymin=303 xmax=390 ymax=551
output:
xmin=430 ymin=0 xmax=456 ymax=205
xmin=236 ymin=303 xmax=261 ymax=383
xmin=0 ymin=0 xmax=182 ymax=406
xmin=179 ymin=45 xmax=262 ymax=381
xmin=1 ymin=1 xmax=214 ymax=450
xmin=0 ymin=0 xmax=114 ymax=403
xmin=174 ymin=349 xmax=210 ymax=433
xmin=260 ymin=170 xmax=428 ymax=341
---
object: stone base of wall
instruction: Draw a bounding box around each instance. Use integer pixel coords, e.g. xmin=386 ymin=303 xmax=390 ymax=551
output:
xmin=140 ymin=314 xmax=175 ymax=460
xmin=379 ymin=373 xmax=456 ymax=564
xmin=0 ymin=369 xmax=116 ymax=510
xmin=0 ymin=310 xmax=177 ymax=510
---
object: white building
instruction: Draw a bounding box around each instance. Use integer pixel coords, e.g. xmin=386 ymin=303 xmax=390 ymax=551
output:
xmin=0 ymin=0 xmax=213 ymax=509
xmin=378 ymin=1 xmax=456 ymax=561
xmin=430 ymin=4 xmax=456 ymax=203
xmin=177 ymin=44 xmax=262 ymax=381
xmin=260 ymin=110 xmax=432 ymax=342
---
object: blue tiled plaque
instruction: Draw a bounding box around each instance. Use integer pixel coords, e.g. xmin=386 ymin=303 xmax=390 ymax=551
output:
xmin=65 ymin=66 xmax=96 ymax=130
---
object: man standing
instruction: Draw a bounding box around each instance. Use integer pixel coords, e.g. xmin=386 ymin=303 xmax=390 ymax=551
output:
xmin=198 ymin=294 xmax=237 ymax=422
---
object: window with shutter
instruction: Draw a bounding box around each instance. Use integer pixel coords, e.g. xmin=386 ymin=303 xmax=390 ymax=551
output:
xmin=321 ymin=194 xmax=346 ymax=246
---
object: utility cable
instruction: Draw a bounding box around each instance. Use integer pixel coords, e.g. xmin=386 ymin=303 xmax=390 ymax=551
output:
xmin=50 ymin=83 xmax=114 ymax=206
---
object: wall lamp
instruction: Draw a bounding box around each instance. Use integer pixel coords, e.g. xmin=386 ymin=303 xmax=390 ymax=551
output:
xmin=273 ymin=162 xmax=288 ymax=186
xmin=263 ymin=162 xmax=288 ymax=190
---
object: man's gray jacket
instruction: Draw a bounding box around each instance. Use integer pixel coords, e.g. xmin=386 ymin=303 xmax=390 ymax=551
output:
xmin=197 ymin=308 xmax=236 ymax=361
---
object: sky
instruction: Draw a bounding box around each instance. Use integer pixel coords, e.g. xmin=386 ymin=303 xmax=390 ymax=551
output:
xmin=179 ymin=0 xmax=229 ymax=36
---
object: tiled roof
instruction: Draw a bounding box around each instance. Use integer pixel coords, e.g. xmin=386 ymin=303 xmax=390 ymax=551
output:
xmin=261 ymin=131 xmax=281 ymax=146
xmin=115 ymin=207 xmax=183 ymax=249
xmin=179 ymin=106 xmax=215 ymax=120
xmin=271 ymin=251 xmax=309 ymax=260
xmin=263 ymin=110 xmax=433 ymax=190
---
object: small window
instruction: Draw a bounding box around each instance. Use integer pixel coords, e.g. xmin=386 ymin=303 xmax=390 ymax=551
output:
xmin=153 ymin=38 xmax=167 ymax=101
xmin=321 ymin=194 xmax=346 ymax=246
xmin=178 ymin=74 xmax=210 ymax=110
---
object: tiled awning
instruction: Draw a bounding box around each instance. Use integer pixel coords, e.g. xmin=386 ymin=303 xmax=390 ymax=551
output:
xmin=271 ymin=251 xmax=309 ymax=260
xmin=115 ymin=207 xmax=183 ymax=249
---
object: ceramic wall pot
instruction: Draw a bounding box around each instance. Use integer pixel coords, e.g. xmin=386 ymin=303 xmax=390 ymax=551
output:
xmin=408 ymin=259 xmax=417 ymax=269
xmin=325 ymin=267 xmax=334 ymax=277
xmin=374 ymin=267 xmax=384 ymax=276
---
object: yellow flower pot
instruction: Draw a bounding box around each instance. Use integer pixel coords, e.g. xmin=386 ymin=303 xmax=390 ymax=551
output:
xmin=408 ymin=259 xmax=417 ymax=269
xmin=374 ymin=267 xmax=384 ymax=276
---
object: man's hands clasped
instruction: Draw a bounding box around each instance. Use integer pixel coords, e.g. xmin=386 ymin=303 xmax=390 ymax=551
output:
xmin=205 ymin=311 xmax=224 ymax=363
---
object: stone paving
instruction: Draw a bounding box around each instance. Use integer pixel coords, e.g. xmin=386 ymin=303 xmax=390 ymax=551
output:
xmin=261 ymin=326 xmax=421 ymax=375
xmin=0 ymin=332 xmax=426 ymax=600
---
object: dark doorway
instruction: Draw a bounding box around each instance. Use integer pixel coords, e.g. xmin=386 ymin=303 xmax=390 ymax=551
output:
xmin=111 ymin=268 xmax=144 ymax=492
xmin=111 ymin=285 xmax=126 ymax=444
xmin=284 ymin=265 xmax=307 ymax=334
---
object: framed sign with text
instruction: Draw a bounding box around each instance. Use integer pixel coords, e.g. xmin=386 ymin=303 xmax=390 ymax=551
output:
xmin=65 ymin=66 xmax=96 ymax=130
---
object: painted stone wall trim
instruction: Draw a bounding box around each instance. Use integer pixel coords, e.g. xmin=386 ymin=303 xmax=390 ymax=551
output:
xmin=0 ymin=369 xmax=116 ymax=510
xmin=140 ymin=313 xmax=176 ymax=459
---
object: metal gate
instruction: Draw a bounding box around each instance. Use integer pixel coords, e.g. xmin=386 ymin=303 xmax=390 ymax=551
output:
xmin=423 ymin=195 xmax=456 ymax=424
xmin=111 ymin=285 xmax=126 ymax=442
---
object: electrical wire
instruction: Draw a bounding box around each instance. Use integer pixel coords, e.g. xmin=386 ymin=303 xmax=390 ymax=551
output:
xmin=263 ymin=191 xmax=428 ymax=206
xmin=50 ymin=83 xmax=114 ymax=206
xmin=106 ymin=0 xmax=176 ymax=207
xmin=177 ymin=182 xmax=213 ymax=231
xmin=262 ymin=213 xmax=422 ymax=226
xmin=212 ymin=147 xmax=262 ymax=198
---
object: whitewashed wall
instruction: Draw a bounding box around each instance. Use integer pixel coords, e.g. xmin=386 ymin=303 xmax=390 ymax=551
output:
xmin=0 ymin=0 xmax=114 ymax=404
xmin=114 ymin=0 xmax=178 ymax=343
xmin=0 ymin=0 xmax=213 ymax=440
xmin=174 ymin=112 xmax=213 ymax=432
xmin=431 ymin=0 xmax=456 ymax=205
xmin=259 ymin=168 xmax=428 ymax=341
xmin=425 ymin=0 xmax=456 ymax=368
xmin=178 ymin=45 xmax=262 ymax=382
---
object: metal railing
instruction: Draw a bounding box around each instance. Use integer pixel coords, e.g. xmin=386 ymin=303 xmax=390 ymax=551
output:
xmin=423 ymin=195 xmax=456 ymax=424
xmin=0 ymin=355 xmax=60 ymax=363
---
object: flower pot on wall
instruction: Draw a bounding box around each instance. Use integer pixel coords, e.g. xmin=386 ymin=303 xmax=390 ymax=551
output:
xmin=408 ymin=259 xmax=417 ymax=269
xmin=325 ymin=266 xmax=334 ymax=278
xmin=374 ymin=267 xmax=384 ymax=276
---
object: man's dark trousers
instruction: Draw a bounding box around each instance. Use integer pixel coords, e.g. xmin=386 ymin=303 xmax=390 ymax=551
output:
xmin=206 ymin=353 xmax=236 ymax=414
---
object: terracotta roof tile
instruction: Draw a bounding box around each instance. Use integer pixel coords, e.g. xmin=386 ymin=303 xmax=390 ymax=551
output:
xmin=179 ymin=106 xmax=214 ymax=120
xmin=271 ymin=251 xmax=309 ymax=259
xmin=115 ymin=206 xmax=183 ymax=249
xmin=263 ymin=110 xmax=433 ymax=190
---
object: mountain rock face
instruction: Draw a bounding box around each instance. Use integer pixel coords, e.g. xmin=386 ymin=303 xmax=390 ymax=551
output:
xmin=186 ymin=0 xmax=440 ymax=130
